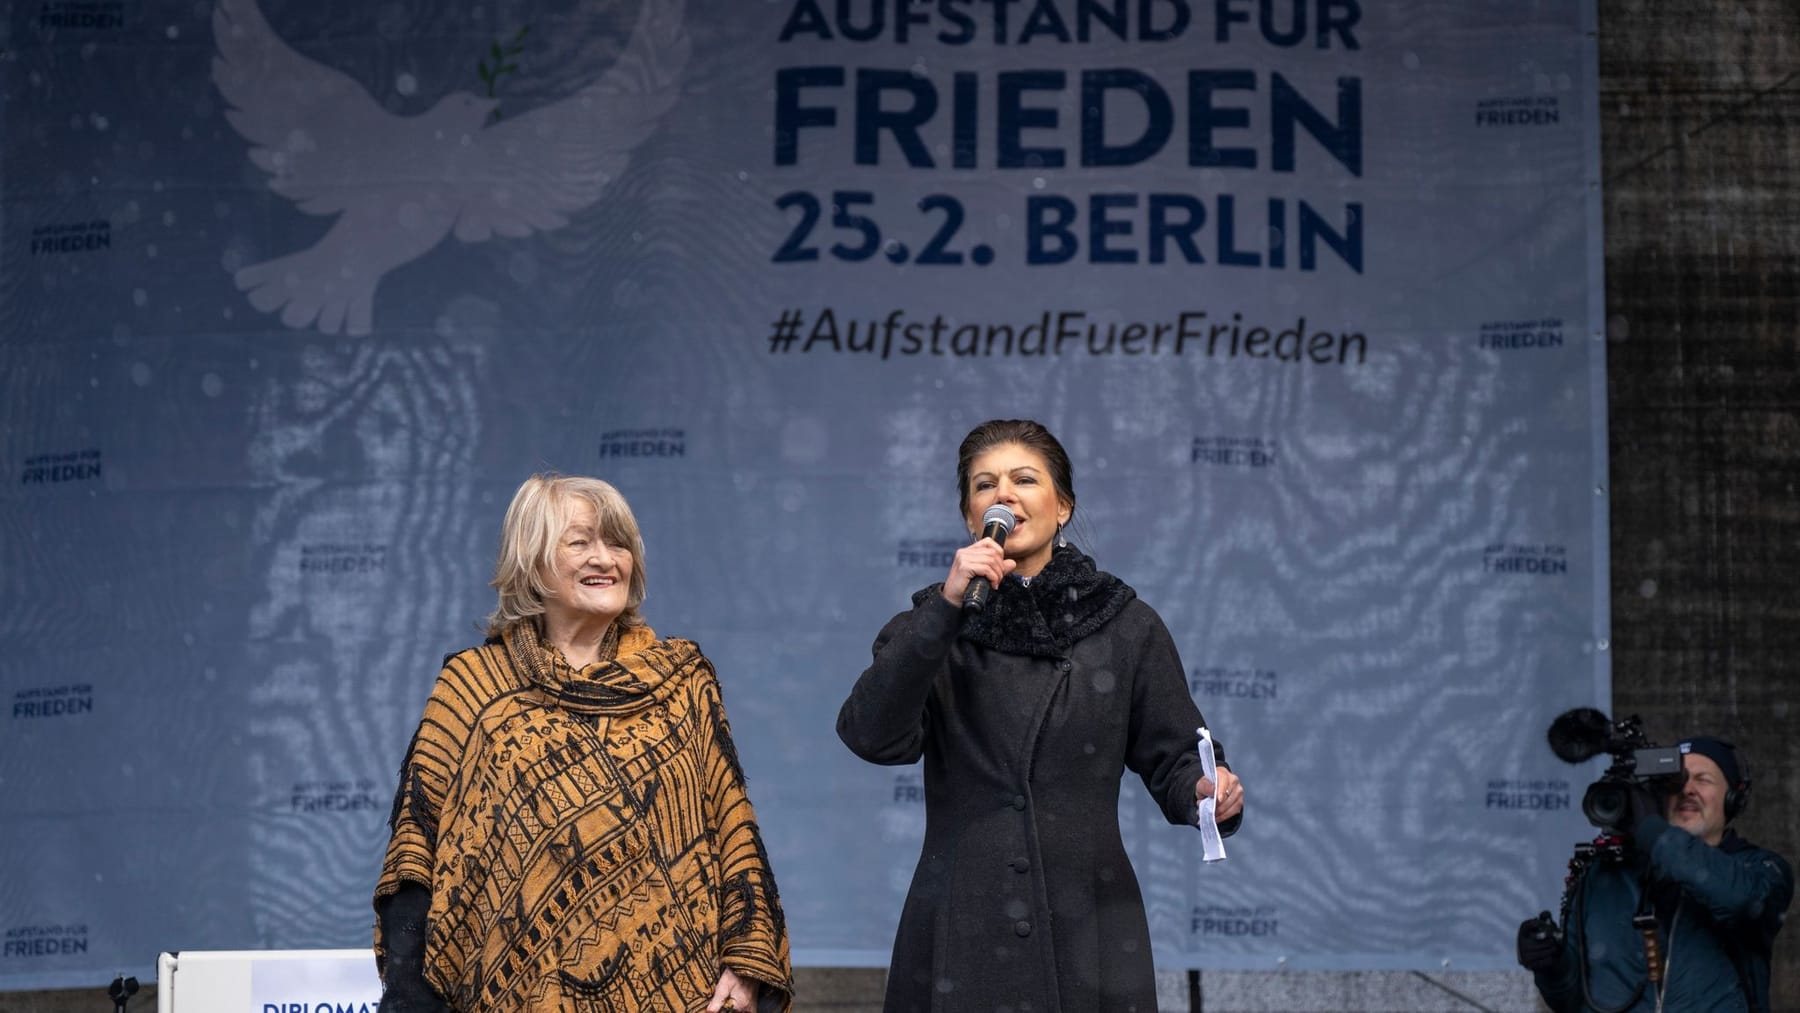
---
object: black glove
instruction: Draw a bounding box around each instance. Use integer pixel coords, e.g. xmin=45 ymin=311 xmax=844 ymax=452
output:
xmin=378 ymin=990 xmax=450 ymax=1013
xmin=1516 ymin=911 xmax=1562 ymax=973
xmin=377 ymin=884 xmax=450 ymax=1013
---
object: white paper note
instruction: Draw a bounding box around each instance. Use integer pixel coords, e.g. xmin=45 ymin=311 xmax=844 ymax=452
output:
xmin=1196 ymin=726 xmax=1228 ymax=862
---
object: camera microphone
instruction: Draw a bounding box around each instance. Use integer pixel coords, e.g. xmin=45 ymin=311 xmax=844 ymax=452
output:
xmin=961 ymin=504 xmax=1016 ymax=612
xmin=1545 ymin=707 xmax=1686 ymax=833
xmin=1547 ymin=707 xmax=1614 ymax=764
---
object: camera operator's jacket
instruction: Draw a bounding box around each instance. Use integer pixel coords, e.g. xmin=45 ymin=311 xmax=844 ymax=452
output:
xmin=1533 ymin=816 xmax=1793 ymax=1012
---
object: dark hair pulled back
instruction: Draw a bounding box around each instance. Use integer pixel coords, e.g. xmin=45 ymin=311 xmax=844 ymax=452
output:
xmin=955 ymin=419 xmax=1076 ymax=521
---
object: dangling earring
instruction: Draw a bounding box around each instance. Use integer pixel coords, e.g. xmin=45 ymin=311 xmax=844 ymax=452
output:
xmin=1056 ymin=523 xmax=1067 ymax=548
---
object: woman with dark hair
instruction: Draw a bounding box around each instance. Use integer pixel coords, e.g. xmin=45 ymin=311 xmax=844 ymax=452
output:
xmin=374 ymin=474 xmax=792 ymax=1013
xmin=838 ymin=419 xmax=1244 ymax=1012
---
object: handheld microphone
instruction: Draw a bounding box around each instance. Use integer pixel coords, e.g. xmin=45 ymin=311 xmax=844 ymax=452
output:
xmin=961 ymin=505 xmax=1015 ymax=611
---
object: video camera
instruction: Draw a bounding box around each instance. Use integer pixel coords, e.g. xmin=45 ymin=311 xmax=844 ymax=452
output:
xmin=1546 ymin=707 xmax=1686 ymax=833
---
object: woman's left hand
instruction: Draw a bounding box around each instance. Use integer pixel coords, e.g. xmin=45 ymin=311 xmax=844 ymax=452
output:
xmin=706 ymin=967 xmax=759 ymax=1012
xmin=1197 ymin=767 xmax=1244 ymax=822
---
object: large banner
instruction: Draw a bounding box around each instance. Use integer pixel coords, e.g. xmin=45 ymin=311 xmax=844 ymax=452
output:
xmin=1 ymin=0 xmax=1607 ymax=989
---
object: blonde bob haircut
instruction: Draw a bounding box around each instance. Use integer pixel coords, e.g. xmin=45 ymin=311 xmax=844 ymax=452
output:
xmin=486 ymin=474 xmax=648 ymax=637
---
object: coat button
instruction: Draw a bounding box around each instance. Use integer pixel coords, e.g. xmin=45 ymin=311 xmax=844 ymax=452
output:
xmin=1014 ymin=920 xmax=1032 ymax=937
xmin=1009 ymin=857 xmax=1030 ymax=873
xmin=1009 ymin=794 xmax=1026 ymax=810
xmin=1058 ymin=659 xmax=1072 ymax=672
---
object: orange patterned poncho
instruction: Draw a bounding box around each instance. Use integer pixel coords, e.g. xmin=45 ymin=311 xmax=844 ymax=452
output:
xmin=375 ymin=623 xmax=793 ymax=1012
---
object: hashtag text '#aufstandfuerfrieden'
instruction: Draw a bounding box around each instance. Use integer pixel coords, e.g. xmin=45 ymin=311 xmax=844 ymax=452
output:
xmin=766 ymin=308 xmax=1367 ymax=364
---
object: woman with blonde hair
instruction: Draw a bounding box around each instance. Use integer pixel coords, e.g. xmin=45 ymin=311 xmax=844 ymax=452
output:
xmin=374 ymin=474 xmax=792 ymax=1012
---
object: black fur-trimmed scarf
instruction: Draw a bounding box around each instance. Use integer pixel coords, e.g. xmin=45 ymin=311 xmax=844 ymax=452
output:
xmin=913 ymin=543 xmax=1136 ymax=658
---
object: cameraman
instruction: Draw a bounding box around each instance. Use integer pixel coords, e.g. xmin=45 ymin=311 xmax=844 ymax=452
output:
xmin=1519 ymin=737 xmax=1793 ymax=1012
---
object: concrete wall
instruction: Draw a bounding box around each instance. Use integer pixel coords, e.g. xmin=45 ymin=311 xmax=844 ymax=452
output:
xmin=1601 ymin=0 xmax=1800 ymax=1010
xmin=5 ymin=2 xmax=1796 ymax=1012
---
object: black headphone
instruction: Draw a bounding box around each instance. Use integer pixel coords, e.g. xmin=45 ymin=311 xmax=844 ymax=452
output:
xmin=1724 ymin=744 xmax=1752 ymax=822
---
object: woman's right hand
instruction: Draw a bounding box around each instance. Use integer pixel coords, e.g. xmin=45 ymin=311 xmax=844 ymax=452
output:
xmin=941 ymin=537 xmax=1016 ymax=606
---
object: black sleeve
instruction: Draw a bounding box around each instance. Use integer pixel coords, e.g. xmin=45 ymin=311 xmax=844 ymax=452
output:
xmin=1123 ymin=614 xmax=1205 ymax=827
xmin=1126 ymin=603 xmax=1242 ymax=837
xmin=375 ymin=882 xmax=449 ymax=1013
xmin=837 ymin=596 xmax=961 ymax=765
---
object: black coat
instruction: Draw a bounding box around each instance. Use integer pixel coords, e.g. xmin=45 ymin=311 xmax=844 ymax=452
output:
xmin=838 ymin=551 xmax=1233 ymax=1013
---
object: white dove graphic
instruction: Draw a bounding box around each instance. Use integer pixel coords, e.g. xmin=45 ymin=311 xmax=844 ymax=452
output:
xmin=212 ymin=0 xmax=689 ymax=335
